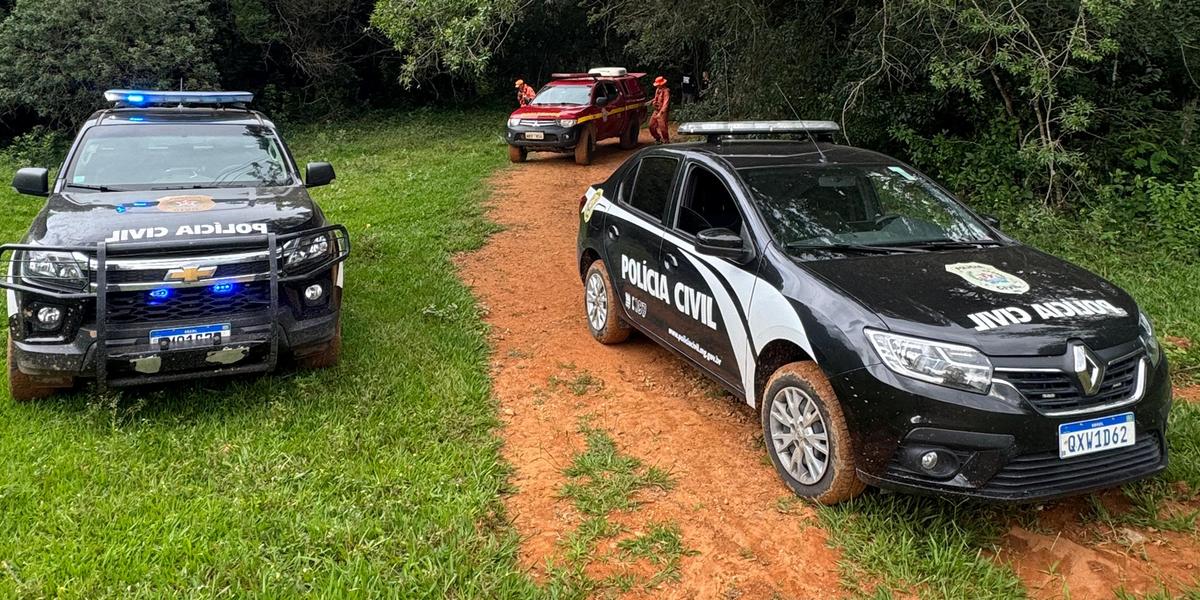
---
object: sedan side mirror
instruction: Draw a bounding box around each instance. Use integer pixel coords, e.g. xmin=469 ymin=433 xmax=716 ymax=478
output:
xmin=12 ymin=167 xmax=49 ymax=197
xmin=306 ymin=162 xmax=336 ymax=188
xmin=695 ymin=227 xmax=748 ymax=261
xmin=981 ymin=213 xmax=1001 ymax=228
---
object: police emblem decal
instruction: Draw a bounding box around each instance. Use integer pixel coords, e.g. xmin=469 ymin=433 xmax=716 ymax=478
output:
xmin=157 ymin=195 xmax=216 ymax=213
xmin=945 ymin=262 xmax=1030 ymax=295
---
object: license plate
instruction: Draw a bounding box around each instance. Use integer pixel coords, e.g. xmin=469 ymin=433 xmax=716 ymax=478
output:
xmin=524 ymin=131 xmax=544 ymax=140
xmin=149 ymin=323 xmax=230 ymax=350
xmin=1058 ymin=412 xmax=1135 ymax=459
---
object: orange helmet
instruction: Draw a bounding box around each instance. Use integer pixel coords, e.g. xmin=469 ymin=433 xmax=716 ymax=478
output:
xmin=515 ymin=79 xmax=525 ymax=88
xmin=653 ymin=76 xmax=667 ymax=87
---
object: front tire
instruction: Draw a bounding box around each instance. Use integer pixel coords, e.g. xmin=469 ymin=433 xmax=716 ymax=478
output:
xmin=761 ymin=362 xmax=865 ymax=504
xmin=583 ymin=261 xmax=630 ymax=344
xmin=7 ymin=339 xmax=69 ymax=402
xmin=574 ymin=127 xmax=595 ymax=166
xmin=508 ymin=145 xmax=527 ymax=163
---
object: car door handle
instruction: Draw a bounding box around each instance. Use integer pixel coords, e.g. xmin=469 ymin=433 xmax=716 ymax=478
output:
xmin=607 ymin=225 xmax=620 ymax=240
xmin=663 ymin=253 xmax=679 ymax=271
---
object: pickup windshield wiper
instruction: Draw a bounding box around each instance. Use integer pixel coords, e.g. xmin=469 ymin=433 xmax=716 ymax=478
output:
xmin=785 ymin=242 xmax=929 ymax=255
xmin=67 ymin=183 xmax=127 ymax=192
xmin=898 ymin=239 xmax=1006 ymax=250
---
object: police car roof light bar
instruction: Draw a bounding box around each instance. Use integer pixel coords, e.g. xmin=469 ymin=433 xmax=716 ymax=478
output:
xmin=679 ymin=120 xmax=841 ymax=145
xmin=104 ymin=90 xmax=255 ymax=108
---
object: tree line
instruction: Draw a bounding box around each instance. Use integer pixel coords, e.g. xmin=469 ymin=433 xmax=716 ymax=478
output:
xmin=0 ymin=0 xmax=1197 ymax=250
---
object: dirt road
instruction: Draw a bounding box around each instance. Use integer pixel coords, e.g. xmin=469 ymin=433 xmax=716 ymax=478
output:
xmin=459 ymin=133 xmax=1199 ymax=599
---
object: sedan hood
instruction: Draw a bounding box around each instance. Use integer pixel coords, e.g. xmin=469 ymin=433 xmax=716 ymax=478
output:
xmin=25 ymin=187 xmax=320 ymax=247
xmin=800 ymin=244 xmax=1140 ymax=356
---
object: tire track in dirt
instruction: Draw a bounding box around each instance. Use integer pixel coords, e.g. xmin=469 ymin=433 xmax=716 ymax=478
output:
xmin=458 ymin=134 xmax=843 ymax=599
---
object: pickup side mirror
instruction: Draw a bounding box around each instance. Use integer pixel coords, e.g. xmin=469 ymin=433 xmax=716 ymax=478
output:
xmin=595 ymin=96 xmax=610 ymax=107
xmin=695 ymin=227 xmax=748 ymax=261
xmin=12 ymin=167 xmax=49 ymax=197
xmin=306 ymin=162 xmax=336 ymax=188
xmin=980 ymin=213 xmax=1001 ymax=228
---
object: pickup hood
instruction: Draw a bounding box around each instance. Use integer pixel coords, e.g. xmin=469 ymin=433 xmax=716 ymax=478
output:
xmin=25 ymin=187 xmax=320 ymax=247
xmin=509 ymin=105 xmax=590 ymax=121
xmin=800 ymin=244 xmax=1140 ymax=356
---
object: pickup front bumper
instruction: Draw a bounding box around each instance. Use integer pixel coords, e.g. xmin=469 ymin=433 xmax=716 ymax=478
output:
xmin=2 ymin=225 xmax=349 ymax=389
xmin=506 ymin=122 xmax=582 ymax=150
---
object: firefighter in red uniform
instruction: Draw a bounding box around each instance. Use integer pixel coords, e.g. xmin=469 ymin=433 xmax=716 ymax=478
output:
xmin=649 ymin=76 xmax=671 ymax=144
xmin=515 ymin=79 xmax=536 ymax=107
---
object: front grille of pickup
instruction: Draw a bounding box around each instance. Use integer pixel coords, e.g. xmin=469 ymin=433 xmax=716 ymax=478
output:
xmin=996 ymin=351 xmax=1143 ymax=414
xmin=95 ymin=260 xmax=271 ymax=284
xmin=106 ymin=281 xmax=271 ymax=323
xmin=981 ymin=432 xmax=1162 ymax=497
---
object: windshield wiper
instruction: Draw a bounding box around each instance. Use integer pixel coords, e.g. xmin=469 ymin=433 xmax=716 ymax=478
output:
xmin=899 ymin=239 xmax=1006 ymax=250
xmin=785 ymin=242 xmax=929 ymax=255
xmin=67 ymin=183 xmax=127 ymax=192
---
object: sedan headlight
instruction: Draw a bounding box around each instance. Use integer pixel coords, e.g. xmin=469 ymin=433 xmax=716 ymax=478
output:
xmin=1139 ymin=310 xmax=1161 ymax=364
xmin=558 ymin=119 xmax=576 ymax=128
xmin=281 ymin=233 xmax=334 ymax=271
xmin=21 ymin=250 xmax=88 ymax=291
xmin=507 ymin=117 xmax=520 ymax=127
xmin=865 ymin=329 xmax=993 ymax=394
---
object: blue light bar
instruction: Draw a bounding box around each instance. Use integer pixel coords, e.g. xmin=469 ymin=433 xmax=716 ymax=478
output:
xmin=104 ymin=89 xmax=254 ymax=106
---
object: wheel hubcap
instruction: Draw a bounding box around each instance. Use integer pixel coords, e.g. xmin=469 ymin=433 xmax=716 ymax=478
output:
xmin=585 ymin=272 xmax=608 ymax=331
xmin=768 ymin=386 xmax=830 ymax=485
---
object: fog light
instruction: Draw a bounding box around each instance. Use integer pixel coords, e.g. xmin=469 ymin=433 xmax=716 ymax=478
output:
xmin=36 ymin=306 xmax=62 ymax=327
xmin=304 ymin=283 xmax=324 ymax=303
xmin=920 ymin=451 xmax=939 ymax=471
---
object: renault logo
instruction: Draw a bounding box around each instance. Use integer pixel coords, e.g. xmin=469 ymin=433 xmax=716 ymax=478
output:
xmin=1071 ymin=343 xmax=1106 ymax=396
xmin=165 ymin=266 xmax=217 ymax=283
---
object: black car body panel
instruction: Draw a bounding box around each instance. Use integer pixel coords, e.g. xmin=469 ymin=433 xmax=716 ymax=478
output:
xmin=577 ymin=137 xmax=1170 ymax=502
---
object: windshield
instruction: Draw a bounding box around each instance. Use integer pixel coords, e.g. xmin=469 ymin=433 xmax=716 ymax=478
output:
xmin=530 ymin=84 xmax=592 ymax=106
xmin=740 ymin=164 xmax=994 ymax=252
xmin=63 ymin=124 xmax=294 ymax=191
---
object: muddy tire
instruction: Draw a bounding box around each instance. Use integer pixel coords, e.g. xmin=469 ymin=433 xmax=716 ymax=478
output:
xmin=508 ymin=145 xmax=527 ymax=163
xmin=761 ymin=361 xmax=865 ymax=505
xmin=619 ymin=119 xmax=639 ymax=150
xmin=7 ymin=339 xmax=68 ymax=402
xmin=295 ymin=323 xmax=342 ymax=369
xmin=574 ymin=127 xmax=595 ymax=166
xmin=583 ymin=261 xmax=631 ymax=344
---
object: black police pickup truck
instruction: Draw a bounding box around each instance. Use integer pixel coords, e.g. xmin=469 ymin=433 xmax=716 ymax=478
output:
xmin=3 ymin=90 xmax=349 ymax=400
xmin=577 ymin=121 xmax=1171 ymax=503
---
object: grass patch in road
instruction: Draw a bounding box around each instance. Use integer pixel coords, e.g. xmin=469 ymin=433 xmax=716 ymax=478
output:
xmin=0 ymin=109 xmax=545 ymax=597
xmin=616 ymin=521 xmax=694 ymax=586
xmin=817 ymin=496 xmax=1026 ymax=600
xmin=560 ymin=417 xmax=675 ymax=516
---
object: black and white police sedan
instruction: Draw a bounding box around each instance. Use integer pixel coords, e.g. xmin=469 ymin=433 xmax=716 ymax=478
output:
xmin=576 ymin=121 xmax=1171 ymax=504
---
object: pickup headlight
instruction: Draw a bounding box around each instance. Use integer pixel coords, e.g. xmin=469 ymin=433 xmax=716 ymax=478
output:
xmin=1139 ymin=310 xmax=1161 ymax=364
xmin=865 ymin=329 xmax=993 ymax=394
xmin=21 ymin=250 xmax=88 ymax=291
xmin=507 ymin=117 xmax=520 ymax=127
xmin=281 ymin=233 xmax=334 ymax=271
xmin=558 ymin=119 xmax=576 ymax=128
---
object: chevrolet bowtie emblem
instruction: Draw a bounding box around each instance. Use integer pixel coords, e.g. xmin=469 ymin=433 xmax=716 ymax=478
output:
xmin=1071 ymin=342 xmax=1106 ymax=397
xmin=165 ymin=266 xmax=217 ymax=283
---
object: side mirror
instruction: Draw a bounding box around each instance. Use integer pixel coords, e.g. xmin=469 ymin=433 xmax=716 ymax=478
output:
xmin=305 ymin=162 xmax=335 ymax=188
xmin=12 ymin=167 xmax=49 ymax=197
xmin=981 ymin=213 xmax=1001 ymax=228
xmin=595 ymin=96 xmax=610 ymax=107
xmin=695 ymin=227 xmax=748 ymax=261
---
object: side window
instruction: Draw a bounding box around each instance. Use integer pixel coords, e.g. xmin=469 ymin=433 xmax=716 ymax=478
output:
xmin=676 ymin=165 xmax=743 ymax=237
xmin=626 ymin=156 xmax=679 ymax=222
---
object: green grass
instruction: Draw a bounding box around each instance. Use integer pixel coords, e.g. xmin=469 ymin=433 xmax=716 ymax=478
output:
xmin=0 ymin=109 xmax=545 ymax=597
xmin=559 ymin=418 xmax=675 ymax=516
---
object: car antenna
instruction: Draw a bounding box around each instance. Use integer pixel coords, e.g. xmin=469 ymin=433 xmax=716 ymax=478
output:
xmin=775 ymin=83 xmax=828 ymax=163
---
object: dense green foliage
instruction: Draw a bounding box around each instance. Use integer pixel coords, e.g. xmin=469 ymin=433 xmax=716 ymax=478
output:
xmin=0 ymin=110 xmax=546 ymax=598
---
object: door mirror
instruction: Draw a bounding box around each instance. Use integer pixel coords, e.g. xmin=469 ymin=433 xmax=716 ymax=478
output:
xmin=12 ymin=167 xmax=49 ymax=196
xmin=595 ymin=96 xmax=610 ymax=107
xmin=980 ymin=213 xmax=1001 ymax=228
xmin=695 ymin=227 xmax=747 ymax=260
xmin=306 ymin=162 xmax=336 ymax=188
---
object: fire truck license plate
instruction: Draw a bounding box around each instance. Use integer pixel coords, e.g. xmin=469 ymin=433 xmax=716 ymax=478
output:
xmin=1058 ymin=412 xmax=1135 ymax=459
xmin=525 ymin=131 xmax=544 ymax=140
xmin=150 ymin=323 xmax=231 ymax=350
